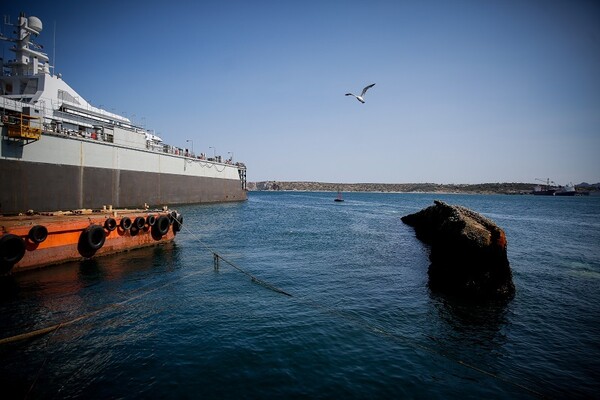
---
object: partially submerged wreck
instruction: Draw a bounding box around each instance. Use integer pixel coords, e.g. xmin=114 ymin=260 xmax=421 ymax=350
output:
xmin=402 ymin=200 xmax=515 ymax=300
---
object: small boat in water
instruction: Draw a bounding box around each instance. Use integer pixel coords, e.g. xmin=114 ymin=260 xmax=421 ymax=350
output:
xmin=334 ymin=191 xmax=344 ymax=202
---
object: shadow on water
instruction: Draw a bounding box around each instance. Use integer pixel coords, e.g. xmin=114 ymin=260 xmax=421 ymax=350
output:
xmin=0 ymin=275 xmax=19 ymax=302
xmin=0 ymin=242 xmax=179 ymax=305
xmin=428 ymin=291 xmax=511 ymax=350
xmin=77 ymin=258 xmax=107 ymax=283
xmin=0 ymin=241 xmax=184 ymax=399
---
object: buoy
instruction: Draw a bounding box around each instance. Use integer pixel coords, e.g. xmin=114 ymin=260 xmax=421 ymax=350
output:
xmin=0 ymin=234 xmax=26 ymax=272
xmin=28 ymin=225 xmax=48 ymax=243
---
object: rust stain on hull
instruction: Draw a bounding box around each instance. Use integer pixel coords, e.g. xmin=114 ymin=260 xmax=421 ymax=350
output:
xmin=0 ymin=209 xmax=179 ymax=273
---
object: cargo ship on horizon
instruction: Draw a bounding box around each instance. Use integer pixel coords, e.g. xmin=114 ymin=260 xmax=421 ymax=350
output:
xmin=531 ymin=178 xmax=576 ymax=196
xmin=0 ymin=12 xmax=247 ymax=216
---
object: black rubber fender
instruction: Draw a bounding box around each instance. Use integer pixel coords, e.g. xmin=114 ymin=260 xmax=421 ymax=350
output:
xmin=120 ymin=217 xmax=132 ymax=230
xmin=0 ymin=234 xmax=26 ymax=272
xmin=80 ymin=225 xmax=106 ymax=251
xmin=133 ymin=217 xmax=145 ymax=230
xmin=104 ymin=218 xmax=117 ymax=231
xmin=173 ymin=215 xmax=183 ymax=233
xmin=28 ymin=225 xmax=48 ymax=243
xmin=152 ymin=215 xmax=170 ymax=237
xmin=146 ymin=215 xmax=156 ymax=226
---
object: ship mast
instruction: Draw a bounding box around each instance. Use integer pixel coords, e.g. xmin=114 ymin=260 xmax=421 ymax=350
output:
xmin=1 ymin=12 xmax=50 ymax=76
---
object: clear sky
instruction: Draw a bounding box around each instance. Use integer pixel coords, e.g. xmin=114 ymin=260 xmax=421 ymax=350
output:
xmin=4 ymin=0 xmax=599 ymax=184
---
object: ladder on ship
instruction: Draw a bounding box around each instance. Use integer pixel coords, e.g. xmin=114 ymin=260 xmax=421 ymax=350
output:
xmin=238 ymin=167 xmax=247 ymax=190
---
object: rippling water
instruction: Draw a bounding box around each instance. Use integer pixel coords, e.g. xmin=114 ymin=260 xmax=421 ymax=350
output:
xmin=1 ymin=192 xmax=599 ymax=399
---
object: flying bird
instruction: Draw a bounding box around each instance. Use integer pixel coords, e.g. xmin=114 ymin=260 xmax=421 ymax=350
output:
xmin=345 ymin=83 xmax=375 ymax=103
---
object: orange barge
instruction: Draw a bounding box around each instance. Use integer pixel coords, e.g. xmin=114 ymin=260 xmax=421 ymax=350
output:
xmin=0 ymin=208 xmax=183 ymax=274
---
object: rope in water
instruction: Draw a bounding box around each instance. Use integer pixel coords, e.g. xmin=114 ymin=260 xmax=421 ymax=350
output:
xmin=0 ymin=216 xmax=291 ymax=347
xmin=300 ymin=297 xmax=546 ymax=398
xmin=178 ymin=220 xmax=546 ymax=399
xmin=0 ymin=267 xmax=210 ymax=346
xmin=1 ymin=217 xmax=545 ymax=398
xmin=183 ymin=224 xmax=292 ymax=297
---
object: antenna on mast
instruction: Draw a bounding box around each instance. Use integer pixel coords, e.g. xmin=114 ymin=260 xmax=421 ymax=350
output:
xmin=52 ymin=20 xmax=56 ymax=74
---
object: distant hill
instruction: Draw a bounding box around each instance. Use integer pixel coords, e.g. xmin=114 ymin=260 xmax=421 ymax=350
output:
xmin=578 ymin=182 xmax=600 ymax=189
xmin=248 ymin=181 xmax=542 ymax=195
xmin=249 ymin=181 xmax=600 ymax=195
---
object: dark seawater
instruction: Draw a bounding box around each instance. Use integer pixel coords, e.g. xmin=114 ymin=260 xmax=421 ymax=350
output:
xmin=1 ymin=192 xmax=599 ymax=399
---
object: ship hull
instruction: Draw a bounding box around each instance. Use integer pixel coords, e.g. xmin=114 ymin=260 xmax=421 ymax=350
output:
xmin=553 ymin=191 xmax=576 ymax=196
xmin=532 ymin=190 xmax=556 ymax=196
xmin=1 ymin=131 xmax=246 ymax=214
xmin=0 ymin=159 xmax=246 ymax=213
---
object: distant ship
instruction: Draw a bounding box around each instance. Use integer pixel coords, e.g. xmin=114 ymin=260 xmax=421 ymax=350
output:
xmin=334 ymin=191 xmax=344 ymax=202
xmin=553 ymin=184 xmax=576 ymax=196
xmin=532 ymin=179 xmax=576 ymax=196
xmin=0 ymin=12 xmax=247 ymax=215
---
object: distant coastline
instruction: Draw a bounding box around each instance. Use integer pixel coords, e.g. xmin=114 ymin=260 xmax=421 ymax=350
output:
xmin=248 ymin=181 xmax=598 ymax=195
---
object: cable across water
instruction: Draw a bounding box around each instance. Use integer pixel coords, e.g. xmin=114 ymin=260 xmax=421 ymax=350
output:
xmin=178 ymin=220 xmax=546 ymax=399
xmin=0 ymin=217 xmax=546 ymax=398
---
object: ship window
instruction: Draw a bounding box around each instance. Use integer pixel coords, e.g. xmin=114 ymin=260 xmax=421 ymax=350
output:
xmin=58 ymin=89 xmax=81 ymax=105
xmin=5 ymin=83 xmax=13 ymax=94
xmin=23 ymin=78 xmax=39 ymax=95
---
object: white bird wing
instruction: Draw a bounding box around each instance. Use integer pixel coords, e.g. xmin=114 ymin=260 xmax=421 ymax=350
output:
xmin=360 ymin=83 xmax=375 ymax=97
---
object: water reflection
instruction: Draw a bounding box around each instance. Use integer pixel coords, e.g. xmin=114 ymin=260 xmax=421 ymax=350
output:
xmin=4 ymin=243 xmax=175 ymax=292
xmin=0 ymin=243 xmax=178 ymax=332
xmin=427 ymin=291 xmax=511 ymax=355
xmin=0 ymin=276 xmax=19 ymax=302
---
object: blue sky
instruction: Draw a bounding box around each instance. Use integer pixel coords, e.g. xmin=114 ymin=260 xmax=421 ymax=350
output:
xmin=4 ymin=0 xmax=599 ymax=184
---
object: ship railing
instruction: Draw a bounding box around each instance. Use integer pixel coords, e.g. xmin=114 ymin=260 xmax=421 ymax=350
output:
xmin=3 ymin=112 xmax=42 ymax=142
xmin=1 ymin=96 xmax=27 ymax=114
xmin=1 ymin=98 xmax=246 ymax=168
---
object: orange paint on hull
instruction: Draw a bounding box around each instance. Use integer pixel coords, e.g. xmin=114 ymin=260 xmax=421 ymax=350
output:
xmin=0 ymin=210 xmax=179 ymax=273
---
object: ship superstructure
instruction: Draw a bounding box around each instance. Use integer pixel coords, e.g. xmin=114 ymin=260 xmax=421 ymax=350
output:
xmin=1 ymin=12 xmax=247 ymax=215
xmin=532 ymin=179 xmax=576 ymax=196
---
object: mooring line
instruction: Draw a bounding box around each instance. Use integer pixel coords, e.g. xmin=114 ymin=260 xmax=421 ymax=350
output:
xmin=298 ymin=297 xmax=547 ymax=398
xmin=177 ymin=219 xmax=545 ymax=399
xmin=179 ymin=222 xmax=292 ymax=297
xmin=0 ymin=310 xmax=103 ymax=346
xmin=0 ymin=214 xmax=284 ymax=346
xmin=4 ymin=218 xmax=545 ymax=399
xmin=0 ymin=267 xmax=212 ymax=346
xmin=24 ymin=320 xmax=65 ymax=400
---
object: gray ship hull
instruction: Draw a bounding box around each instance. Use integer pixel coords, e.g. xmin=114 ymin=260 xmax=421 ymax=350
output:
xmin=0 ymin=159 xmax=246 ymax=214
xmin=1 ymin=130 xmax=246 ymax=214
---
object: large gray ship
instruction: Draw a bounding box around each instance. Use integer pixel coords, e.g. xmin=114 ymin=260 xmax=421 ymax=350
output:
xmin=0 ymin=12 xmax=247 ymax=215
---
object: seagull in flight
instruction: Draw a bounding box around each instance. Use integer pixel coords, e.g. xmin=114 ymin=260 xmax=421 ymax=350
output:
xmin=345 ymin=83 xmax=375 ymax=103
